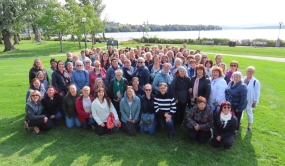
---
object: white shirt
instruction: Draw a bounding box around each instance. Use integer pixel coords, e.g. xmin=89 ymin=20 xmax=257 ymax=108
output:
xmin=83 ymin=97 xmax=92 ymax=113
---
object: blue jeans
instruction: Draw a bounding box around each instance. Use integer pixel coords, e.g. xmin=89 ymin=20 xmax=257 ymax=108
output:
xmin=65 ymin=116 xmax=81 ymax=129
xmin=140 ymin=119 xmax=157 ymax=135
xmin=81 ymin=118 xmax=96 ymax=129
xmin=49 ymin=111 xmax=63 ymax=126
xmin=158 ymin=118 xmax=174 ymax=135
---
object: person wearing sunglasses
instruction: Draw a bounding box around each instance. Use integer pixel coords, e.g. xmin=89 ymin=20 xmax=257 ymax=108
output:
xmin=71 ymin=61 xmax=90 ymax=92
xmin=134 ymin=57 xmax=150 ymax=87
xmin=200 ymin=54 xmax=208 ymax=65
xmin=226 ymin=61 xmax=239 ymax=84
xmin=211 ymin=101 xmax=238 ymax=150
xmin=84 ymin=58 xmax=94 ymax=73
xmin=24 ymin=90 xmax=52 ymax=135
xmin=89 ymin=60 xmax=106 ymax=95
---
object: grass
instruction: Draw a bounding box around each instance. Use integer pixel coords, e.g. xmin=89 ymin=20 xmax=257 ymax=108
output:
xmin=0 ymin=42 xmax=284 ymax=165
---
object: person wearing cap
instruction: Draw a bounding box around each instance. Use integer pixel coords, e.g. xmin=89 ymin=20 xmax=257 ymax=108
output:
xmin=170 ymin=66 xmax=191 ymax=125
xmin=47 ymin=58 xmax=57 ymax=85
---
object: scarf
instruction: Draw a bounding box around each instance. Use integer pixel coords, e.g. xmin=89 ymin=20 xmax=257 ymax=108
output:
xmin=162 ymin=71 xmax=172 ymax=85
xmin=193 ymin=75 xmax=203 ymax=98
xmin=113 ymin=78 xmax=124 ymax=98
xmin=220 ymin=112 xmax=232 ymax=128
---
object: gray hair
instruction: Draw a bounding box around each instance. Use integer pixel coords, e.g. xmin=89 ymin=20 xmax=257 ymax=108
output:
xmin=174 ymin=57 xmax=182 ymax=64
xmin=84 ymin=58 xmax=91 ymax=64
xmin=75 ymin=60 xmax=83 ymax=66
xmin=115 ymin=69 xmax=123 ymax=75
xmin=232 ymin=71 xmax=242 ymax=81
xmin=67 ymin=62 xmax=73 ymax=66
xmin=137 ymin=57 xmax=145 ymax=63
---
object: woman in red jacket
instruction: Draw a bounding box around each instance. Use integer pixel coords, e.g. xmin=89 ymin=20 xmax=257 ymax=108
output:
xmin=76 ymin=86 xmax=95 ymax=129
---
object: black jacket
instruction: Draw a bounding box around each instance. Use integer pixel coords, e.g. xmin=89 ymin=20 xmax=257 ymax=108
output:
xmin=190 ymin=75 xmax=211 ymax=101
xmin=134 ymin=65 xmax=150 ymax=87
xmin=41 ymin=94 xmax=63 ymax=117
xmin=52 ymin=70 xmax=71 ymax=92
xmin=170 ymin=76 xmax=191 ymax=104
xmin=213 ymin=113 xmax=238 ymax=138
xmin=140 ymin=94 xmax=155 ymax=114
xmin=29 ymin=67 xmax=49 ymax=84
xmin=122 ymin=66 xmax=135 ymax=84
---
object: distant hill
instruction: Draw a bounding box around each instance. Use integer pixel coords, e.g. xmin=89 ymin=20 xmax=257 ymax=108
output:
xmin=243 ymin=26 xmax=284 ymax=29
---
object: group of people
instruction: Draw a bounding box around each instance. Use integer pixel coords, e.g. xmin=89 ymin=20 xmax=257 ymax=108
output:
xmin=25 ymin=44 xmax=260 ymax=150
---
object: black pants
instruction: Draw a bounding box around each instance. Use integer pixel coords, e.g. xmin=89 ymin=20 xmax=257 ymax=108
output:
xmin=235 ymin=111 xmax=243 ymax=130
xmin=112 ymin=99 xmax=121 ymax=119
xmin=175 ymin=102 xmax=187 ymax=125
xmin=27 ymin=118 xmax=52 ymax=131
xmin=189 ymin=129 xmax=211 ymax=144
xmin=122 ymin=121 xmax=140 ymax=132
xmin=211 ymin=135 xmax=235 ymax=149
xmin=95 ymin=122 xmax=111 ymax=136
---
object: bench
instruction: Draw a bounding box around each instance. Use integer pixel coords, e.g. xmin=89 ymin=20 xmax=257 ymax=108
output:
xmin=202 ymin=40 xmax=214 ymax=45
xmin=253 ymin=41 xmax=267 ymax=47
xmin=106 ymin=40 xmax=119 ymax=49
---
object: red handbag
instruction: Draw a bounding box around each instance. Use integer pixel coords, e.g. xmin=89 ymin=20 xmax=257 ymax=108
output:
xmin=107 ymin=112 xmax=115 ymax=129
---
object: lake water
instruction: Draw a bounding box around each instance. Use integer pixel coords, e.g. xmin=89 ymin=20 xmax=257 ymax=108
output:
xmin=103 ymin=29 xmax=285 ymax=42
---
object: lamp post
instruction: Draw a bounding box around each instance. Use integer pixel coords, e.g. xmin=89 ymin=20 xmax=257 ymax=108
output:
xmin=276 ymin=22 xmax=283 ymax=47
xmin=82 ymin=17 xmax=87 ymax=49
xmin=198 ymin=24 xmax=202 ymax=44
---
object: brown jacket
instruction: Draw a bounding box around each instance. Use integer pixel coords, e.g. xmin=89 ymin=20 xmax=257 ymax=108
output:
xmin=187 ymin=105 xmax=213 ymax=131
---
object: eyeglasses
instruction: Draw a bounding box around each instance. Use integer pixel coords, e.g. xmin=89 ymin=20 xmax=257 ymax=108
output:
xmin=31 ymin=95 xmax=39 ymax=97
xmin=145 ymin=89 xmax=151 ymax=91
xmin=77 ymin=65 xmax=82 ymax=67
xmin=86 ymin=62 xmax=90 ymax=64
xmin=138 ymin=62 xmax=144 ymax=64
xmin=223 ymin=106 xmax=231 ymax=109
xmin=230 ymin=64 xmax=237 ymax=67
xmin=202 ymin=57 xmax=207 ymax=58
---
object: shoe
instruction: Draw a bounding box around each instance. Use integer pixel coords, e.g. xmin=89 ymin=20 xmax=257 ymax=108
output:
xmin=168 ymin=134 xmax=174 ymax=139
xmin=247 ymin=127 xmax=252 ymax=131
xmin=33 ymin=130 xmax=41 ymax=135
xmin=91 ymin=125 xmax=95 ymax=130
xmin=24 ymin=121 xmax=29 ymax=130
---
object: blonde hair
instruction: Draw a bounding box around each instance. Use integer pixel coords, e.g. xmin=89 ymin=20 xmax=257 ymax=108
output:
xmin=82 ymin=86 xmax=90 ymax=91
xmin=27 ymin=90 xmax=42 ymax=102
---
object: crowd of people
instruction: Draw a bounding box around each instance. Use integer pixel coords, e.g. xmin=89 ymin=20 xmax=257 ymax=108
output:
xmin=25 ymin=44 xmax=261 ymax=150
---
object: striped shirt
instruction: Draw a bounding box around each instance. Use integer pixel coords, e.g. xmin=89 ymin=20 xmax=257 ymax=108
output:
xmin=154 ymin=92 xmax=176 ymax=117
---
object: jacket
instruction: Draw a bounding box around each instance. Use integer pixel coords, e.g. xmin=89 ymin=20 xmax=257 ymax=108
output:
xmin=71 ymin=70 xmax=89 ymax=91
xmin=52 ymin=69 xmax=71 ymax=92
xmin=154 ymin=92 xmax=176 ymax=118
xmin=152 ymin=71 xmax=173 ymax=93
xmin=41 ymin=94 xmax=63 ymax=117
xmin=190 ymin=75 xmax=211 ymax=101
xmin=140 ymin=94 xmax=155 ymax=114
xmin=120 ymin=93 xmax=141 ymax=123
xmin=63 ymin=92 xmax=81 ymax=118
xmin=208 ymin=77 xmax=227 ymax=111
xmin=26 ymin=84 xmax=46 ymax=101
xmin=170 ymin=76 xmax=191 ymax=104
xmin=186 ymin=105 xmax=213 ymax=131
xmin=139 ymin=113 xmax=155 ymax=132
xmin=122 ymin=66 xmax=135 ymax=83
xmin=105 ymin=65 xmax=121 ymax=89
xmin=29 ymin=67 xmax=49 ymax=84
xmin=134 ymin=65 xmax=150 ymax=87
xmin=213 ymin=112 xmax=238 ymax=138
xmin=225 ymin=81 xmax=248 ymax=112
xmin=89 ymin=68 xmax=106 ymax=95
xmin=243 ymin=76 xmax=260 ymax=105
xmin=25 ymin=101 xmax=46 ymax=122
xmin=75 ymin=95 xmax=95 ymax=123
xmin=109 ymin=78 xmax=128 ymax=100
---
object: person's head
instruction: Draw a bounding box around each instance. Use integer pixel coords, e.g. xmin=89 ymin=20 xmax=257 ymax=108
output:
xmin=232 ymin=71 xmax=242 ymax=83
xmin=126 ymin=86 xmax=135 ymax=98
xmin=50 ymin=58 xmax=57 ymax=68
xmin=82 ymin=86 xmax=90 ymax=97
xmin=137 ymin=57 xmax=145 ymax=67
xmin=102 ymin=53 xmax=109 ymax=61
xmin=115 ymin=69 xmax=123 ymax=81
xmin=36 ymin=71 xmax=45 ymax=81
xmin=68 ymin=84 xmax=77 ymax=96
xmin=189 ymin=50 xmax=195 ymax=55
xmin=153 ymin=54 xmax=160 ymax=64
xmin=230 ymin=60 xmax=238 ymax=71
xmin=110 ymin=57 xmax=118 ymax=67
xmin=158 ymin=44 xmax=162 ymax=50
xmin=166 ymin=50 xmax=174 ymax=59
xmin=84 ymin=58 xmax=92 ymax=67
xmin=162 ymin=63 xmax=171 ymax=73
xmin=159 ymin=83 xmax=167 ymax=95
xmin=33 ymin=58 xmax=43 ymax=69
xmin=194 ymin=54 xmax=202 ymax=63
xmin=174 ymin=58 xmax=182 ymax=67
xmin=197 ymin=96 xmax=207 ymax=110
xmin=67 ymin=62 xmax=73 ymax=72
xmin=129 ymin=51 xmax=135 ymax=60
xmin=176 ymin=52 xmax=183 ymax=58
xmin=201 ymin=54 xmax=208 ymax=62
xmin=144 ymin=52 xmax=152 ymax=61
xmin=81 ymin=51 xmax=85 ymax=58
xmin=177 ymin=66 xmax=187 ymax=77
xmin=205 ymin=59 xmax=213 ymax=68
xmin=132 ymin=77 xmax=139 ymax=87
xmin=73 ymin=55 xmax=79 ymax=62
xmin=219 ymin=101 xmax=233 ymax=115
xmin=218 ymin=63 xmax=227 ymax=73
xmin=30 ymin=78 xmax=41 ymax=88
xmin=211 ymin=66 xmax=224 ymax=79
xmin=108 ymin=46 xmax=113 ymax=51
xmin=246 ymin=66 xmax=255 ymax=78
xmin=46 ymin=86 xmax=57 ymax=97
xmin=93 ymin=60 xmax=101 ymax=70
xmin=195 ymin=64 xmax=206 ymax=76
xmin=85 ymin=49 xmax=89 ymax=55
xmin=120 ymin=54 xmax=126 ymax=62
xmin=112 ymin=52 xmax=119 ymax=59
xmin=94 ymin=78 xmax=105 ymax=92
xmin=57 ymin=60 xmax=65 ymax=70
xmin=66 ymin=52 xmax=72 ymax=60
xmin=144 ymin=84 xmax=152 ymax=95
xmin=27 ymin=90 xmax=42 ymax=102
xmin=189 ymin=59 xmax=197 ymax=69
xmin=215 ymin=54 xmax=222 ymax=64
xmin=187 ymin=55 xmax=194 ymax=62
xmin=75 ymin=61 xmax=83 ymax=71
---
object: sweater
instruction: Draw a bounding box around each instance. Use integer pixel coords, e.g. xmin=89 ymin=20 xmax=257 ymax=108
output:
xmin=140 ymin=94 xmax=155 ymax=114
xmin=25 ymin=101 xmax=46 ymax=121
xmin=41 ymin=94 xmax=63 ymax=117
xmin=154 ymin=92 xmax=176 ymax=118
xmin=52 ymin=70 xmax=71 ymax=92
xmin=170 ymin=76 xmax=191 ymax=104
xmin=71 ymin=70 xmax=90 ymax=91
xmin=190 ymin=76 xmax=211 ymax=101
xmin=186 ymin=105 xmax=213 ymax=131
xmin=89 ymin=68 xmax=106 ymax=95
xmin=243 ymin=76 xmax=261 ymax=105
xmin=120 ymin=93 xmax=141 ymax=123
xmin=122 ymin=66 xmax=135 ymax=84
xmin=152 ymin=71 xmax=173 ymax=93
xmin=91 ymin=98 xmax=119 ymax=125
xmin=134 ymin=65 xmax=150 ymax=86
xmin=225 ymin=81 xmax=248 ymax=112
xmin=63 ymin=92 xmax=81 ymax=118
xmin=26 ymin=85 xmax=46 ymax=102
xmin=75 ymin=95 xmax=95 ymax=123
xmin=213 ymin=112 xmax=238 ymax=138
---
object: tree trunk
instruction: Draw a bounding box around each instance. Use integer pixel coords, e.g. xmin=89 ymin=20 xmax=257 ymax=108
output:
xmin=14 ymin=35 xmax=20 ymax=44
xmin=59 ymin=32 xmax=63 ymax=52
xmin=0 ymin=36 xmax=2 ymax=44
xmin=2 ymin=30 xmax=16 ymax=51
xmin=32 ymin=24 xmax=41 ymax=42
xmin=17 ymin=33 xmax=21 ymax=41
xmin=28 ymin=29 xmax=31 ymax=40
xmin=77 ymin=36 xmax=81 ymax=49
xmin=71 ymin=35 xmax=75 ymax=43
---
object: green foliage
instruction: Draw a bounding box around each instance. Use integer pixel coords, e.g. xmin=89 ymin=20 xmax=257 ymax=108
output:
xmin=119 ymin=40 xmax=138 ymax=45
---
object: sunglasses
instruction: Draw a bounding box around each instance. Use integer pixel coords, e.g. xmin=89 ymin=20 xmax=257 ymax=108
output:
xmin=32 ymin=95 xmax=39 ymax=97
xmin=138 ymin=62 xmax=144 ymax=64
xmin=230 ymin=64 xmax=237 ymax=67
xmin=223 ymin=106 xmax=231 ymax=109
xmin=77 ymin=65 xmax=82 ymax=67
xmin=145 ymin=89 xmax=151 ymax=91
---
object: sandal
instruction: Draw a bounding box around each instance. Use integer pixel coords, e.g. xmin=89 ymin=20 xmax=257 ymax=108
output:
xmin=24 ymin=121 xmax=29 ymax=130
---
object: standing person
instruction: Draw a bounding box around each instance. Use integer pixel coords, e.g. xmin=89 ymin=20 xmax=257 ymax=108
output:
xmin=129 ymin=51 xmax=138 ymax=68
xmin=41 ymin=86 xmax=63 ymax=126
xmin=211 ymin=101 xmax=238 ymax=150
xmin=47 ymin=58 xmax=57 ymax=85
xmin=66 ymin=62 xmax=74 ymax=77
xmin=26 ymin=78 xmax=46 ymax=102
xmin=101 ymin=52 xmax=111 ymax=71
xmin=120 ymin=86 xmax=141 ymax=134
xmin=214 ymin=54 xmax=222 ymax=66
xmin=140 ymin=84 xmax=157 ymax=135
xmin=187 ymin=59 xmax=197 ymax=78
xmin=144 ymin=52 xmax=153 ymax=68
xmin=148 ymin=54 xmax=162 ymax=84
xmin=225 ymin=71 xmax=248 ymax=130
xmin=93 ymin=78 xmax=106 ymax=94
xmin=134 ymin=57 xmax=150 ymax=87
xmin=152 ymin=63 xmax=173 ymax=94
xmin=84 ymin=58 xmax=94 ymax=73
xmin=105 ymin=58 xmax=121 ymax=90
xmin=24 ymin=90 xmax=52 ymax=135
xmin=154 ymin=83 xmax=176 ymax=139
xmin=122 ymin=59 xmax=135 ymax=84
xmin=226 ymin=61 xmax=239 ymax=83
xmin=131 ymin=77 xmax=144 ymax=98
xmin=170 ymin=58 xmax=183 ymax=76
xmin=52 ymin=60 xmax=71 ymax=98
xmin=243 ymin=66 xmax=260 ymax=131
xmin=79 ymin=50 xmax=88 ymax=62
xmin=201 ymin=54 xmax=208 ymax=65
xmin=36 ymin=71 xmax=49 ymax=90
xmin=170 ymin=66 xmax=191 ymax=125
xmin=29 ymin=58 xmax=49 ymax=84
xmin=63 ymin=84 xmax=81 ymax=129
xmin=91 ymin=87 xmax=120 ymax=136
xmin=208 ymin=66 xmax=227 ymax=115
xmin=166 ymin=50 xmax=175 ymax=66
xmin=186 ymin=96 xmax=213 ymax=144
xmin=71 ymin=61 xmax=89 ymax=92
xmin=75 ymin=86 xmax=96 ymax=129
xmin=64 ymin=52 xmax=73 ymax=69
xmin=205 ymin=59 xmax=213 ymax=77
xmin=89 ymin=60 xmax=106 ymax=95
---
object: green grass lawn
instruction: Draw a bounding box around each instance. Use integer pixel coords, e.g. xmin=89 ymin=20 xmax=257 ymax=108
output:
xmin=0 ymin=43 xmax=284 ymax=165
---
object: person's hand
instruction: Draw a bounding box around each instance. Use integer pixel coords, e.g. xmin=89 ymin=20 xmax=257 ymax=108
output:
xmin=191 ymin=98 xmax=195 ymax=102
xmin=100 ymin=123 xmax=105 ymax=127
xmin=165 ymin=117 xmax=171 ymax=122
xmin=189 ymin=88 xmax=193 ymax=93
xmin=50 ymin=115 xmax=55 ymax=119
xmin=89 ymin=114 xmax=93 ymax=118
xmin=44 ymin=117 xmax=48 ymax=123
xmin=252 ymin=103 xmax=256 ymax=108
xmin=117 ymin=97 xmax=122 ymax=102
xmin=214 ymin=102 xmax=219 ymax=106
xmin=194 ymin=124 xmax=199 ymax=131
xmin=132 ymin=120 xmax=135 ymax=123
xmin=216 ymin=136 xmax=221 ymax=141
xmin=175 ymin=100 xmax=178 ymax=103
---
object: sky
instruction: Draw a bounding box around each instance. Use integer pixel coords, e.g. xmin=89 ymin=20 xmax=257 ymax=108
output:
xmin=59 ymin=0 xmax=285 ymax=26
